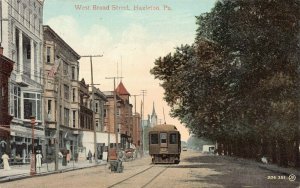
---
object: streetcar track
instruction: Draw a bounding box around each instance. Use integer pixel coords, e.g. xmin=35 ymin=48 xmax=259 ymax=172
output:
xmin=107 ymin=165 xmax=169 ymax=188
xmin=107 ymin=166 xmax=154 ymax=188
xmin=141 ymin=166 xmax=169 ymax=188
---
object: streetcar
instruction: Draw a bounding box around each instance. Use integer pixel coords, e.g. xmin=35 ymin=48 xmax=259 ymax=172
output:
xmin=149 ymin=124 xmax=181 ymax=164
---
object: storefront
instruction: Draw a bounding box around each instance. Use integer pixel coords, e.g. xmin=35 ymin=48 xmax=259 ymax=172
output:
xmin=10 ymin=123 xmax=44 ymax=163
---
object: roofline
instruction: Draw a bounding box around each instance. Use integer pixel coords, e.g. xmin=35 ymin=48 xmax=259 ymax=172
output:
xmin=43 ymin=25 xmax=81 ymax=59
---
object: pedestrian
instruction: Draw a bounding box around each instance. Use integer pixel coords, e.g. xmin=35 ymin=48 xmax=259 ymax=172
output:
xmin=88 ymin=150 xmax=92 ymax=163
xmin=36 ymin=150 xmax=42 ymax=172
xmin=67 ymin=150 xmax=71 ymax=163
xmin=1 ymin=152 xmax=11 ymax=170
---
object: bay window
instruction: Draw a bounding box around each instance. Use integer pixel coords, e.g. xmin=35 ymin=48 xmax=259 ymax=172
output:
xmin=23 ymin=92 xmax=41 ymax=120
xmin=10 ymin=85 xmax=21 ymax=119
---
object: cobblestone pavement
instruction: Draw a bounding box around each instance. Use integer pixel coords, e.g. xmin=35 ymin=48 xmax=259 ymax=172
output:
xmin=0 ymin=151 xmax=299 ymax=188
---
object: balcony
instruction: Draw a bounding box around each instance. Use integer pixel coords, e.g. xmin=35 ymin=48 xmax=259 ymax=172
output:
xmin=15 ymin=73 xmax=42 ymax=89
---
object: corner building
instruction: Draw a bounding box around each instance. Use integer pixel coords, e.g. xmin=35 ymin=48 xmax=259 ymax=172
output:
xmin=1 ymin=0 xmax=45 ymax=161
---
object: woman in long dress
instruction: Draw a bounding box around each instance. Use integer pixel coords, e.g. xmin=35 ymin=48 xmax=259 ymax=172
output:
xmin=2 ymin=153 xmax=11 ymax=170
xmin=36 ymin=151 xmax=42 ymax=171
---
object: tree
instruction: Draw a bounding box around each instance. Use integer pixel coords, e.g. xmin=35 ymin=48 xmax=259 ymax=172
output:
xmin=151 ymin=0 xmax=300 ymax=167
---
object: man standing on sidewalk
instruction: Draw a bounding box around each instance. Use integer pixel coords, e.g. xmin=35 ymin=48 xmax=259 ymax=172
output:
xmin=88 ymin=150 xmax=92 ymax=163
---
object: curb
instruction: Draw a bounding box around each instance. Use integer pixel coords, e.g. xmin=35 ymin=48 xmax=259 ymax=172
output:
xmin=0 ymin=163 xmax=106 ymax=183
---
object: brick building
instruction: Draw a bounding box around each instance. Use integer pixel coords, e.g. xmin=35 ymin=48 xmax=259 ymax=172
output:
xmin=0 ymin=50 xmax=14 ymax=155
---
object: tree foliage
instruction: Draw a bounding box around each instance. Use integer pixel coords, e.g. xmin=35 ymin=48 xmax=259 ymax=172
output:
xmin=151 ymin=0 xmax=300 ymax=167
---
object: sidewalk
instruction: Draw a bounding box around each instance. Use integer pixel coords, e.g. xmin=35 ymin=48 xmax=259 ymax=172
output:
xmin=220 ymin=155 xmax=300 ymax=178
xmin=0 ymin=159 xmax=107 ymax=183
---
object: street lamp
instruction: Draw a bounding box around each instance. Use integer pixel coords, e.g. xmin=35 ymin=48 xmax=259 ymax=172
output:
xmin=30 ymin=116 xmax=36 ymax=176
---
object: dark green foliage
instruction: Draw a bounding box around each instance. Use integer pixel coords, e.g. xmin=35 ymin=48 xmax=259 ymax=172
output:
xmin=151 ymin=0 xmax=300 ymax=167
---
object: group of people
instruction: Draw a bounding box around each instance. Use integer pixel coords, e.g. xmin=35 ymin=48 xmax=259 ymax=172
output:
xmin=1 ymin=151 xmax=43 ymax=171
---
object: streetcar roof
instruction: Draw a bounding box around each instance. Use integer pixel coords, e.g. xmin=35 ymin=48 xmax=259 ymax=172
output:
xmin=149 ymin=124 xmax=178 ymax=132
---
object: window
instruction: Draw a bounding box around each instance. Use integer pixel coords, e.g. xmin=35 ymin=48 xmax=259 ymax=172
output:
xmin=150 ymin=133 xmax=158 ymax=144
xmin=46 ymin=47 xmax=51 ymax=63
xmin=64 ymin=108 xmax=69 ymax=126
xmin=59 ymin=106 xmax=62 ymax=124
xmin=96 ymin=121 xmax=99 ymax=127
xmin=64 ymin=85 xmax=69 ymax=100
xmin=95 ymin=102 xmax=98 ymax=113
xmin=169 ymin=133 xmax=177 ymax=144
xmin=72 ymin=88 xmax=76 ymax=102
xmin=104 ymin=109 xmax=107 ymax=117
xmin=71 ymin=66 xmax=75 ymax=80
xmin=28 ymin=11 xmax=31 ymax=26
xmin=63 ymin=61 xmax=68 ymax=75
xmin=116 ymin=108 xmax=120 ymax=116
xmin=10 ymin=85 xmax=21 ymax=119
xmin=47 ymin=100 xmax=52 ymax=120
xmin=23 ymin=92 xmax=41 ymax=120
xmin=47 ymin=100 xmax=51 ymax=114
xmin=160 ymin=133 xmax=167 ymax=144
xmin=27 ymin=44 xmax=31 ymax=59
xmin=73 ymin=111 xmax=76 ymax=128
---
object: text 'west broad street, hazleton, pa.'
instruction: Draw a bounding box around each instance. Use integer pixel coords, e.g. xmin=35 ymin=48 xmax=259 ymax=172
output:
xmin=74 ymin=4 xmax=172 ymax=11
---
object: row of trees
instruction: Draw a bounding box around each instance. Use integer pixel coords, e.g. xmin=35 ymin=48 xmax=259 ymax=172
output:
xmin=151 ymin=0 xmax=300 ymax=167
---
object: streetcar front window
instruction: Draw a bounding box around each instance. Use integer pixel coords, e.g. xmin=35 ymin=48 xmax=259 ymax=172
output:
xmin=160 ymin=133 xmax=167 ymax=144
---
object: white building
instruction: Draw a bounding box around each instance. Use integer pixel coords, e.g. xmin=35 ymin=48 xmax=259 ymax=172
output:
xmin=1 ymin=0 xmax=45 ymax=160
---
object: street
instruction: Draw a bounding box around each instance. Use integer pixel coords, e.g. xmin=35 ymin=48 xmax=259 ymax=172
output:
xmin=1 ymin=150 xmax=299 ymax=188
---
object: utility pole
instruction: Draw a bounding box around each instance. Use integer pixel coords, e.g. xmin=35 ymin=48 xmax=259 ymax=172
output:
xmin=55 ymin=59 xmax=61 ymax=171
xmin=106 ymin=76 xmax=123 ymax=155
xmin=81 ymin=55 xmax=103 ymax=163
xmin=140 ymin=90 xmax=147 ymax=155
xmin=131 ymin=94 xmax=140 ymax=115
xmin=104 ymin=103 xmax=110 ymax=161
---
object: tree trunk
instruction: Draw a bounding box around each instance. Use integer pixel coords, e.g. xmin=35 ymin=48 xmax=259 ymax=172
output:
xmin=217 ymin=141 xmax=222 ymax=155
xmin=228 ymin=143 xmax=232 ymax=156
xmin=233 ymin=140 xmax=238 ymax=156
xmin=294 ymin=130 xmax=300 ymax=167
xmin=262 ymin=137 xmax=268 ymax=157
xmin=279 ymin=139 xmax=288 ymax=167
xmin=224 ymin=142 xmax=228 ymax=156
xmin=271 ymin=138 xmax=277 ymax=164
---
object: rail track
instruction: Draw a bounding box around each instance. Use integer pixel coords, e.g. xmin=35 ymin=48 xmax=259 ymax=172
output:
xmin=107 ymin=165 xmax=169 ymax=188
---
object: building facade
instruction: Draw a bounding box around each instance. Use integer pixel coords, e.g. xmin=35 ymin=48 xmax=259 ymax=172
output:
xmin=132 ymin=112 xmax=141 ymax=149
xmin=0 ymin=52 xmax=14 ymax=156
xmin=1 ymin=0 xmax=45 ymax=161
xmin=115 ymin=81 xmax=133 ymax=149
xmin=43 ymin=25 xmax=81 ymax=161
xmin=103 ymin=91 xmax=121 ymax=148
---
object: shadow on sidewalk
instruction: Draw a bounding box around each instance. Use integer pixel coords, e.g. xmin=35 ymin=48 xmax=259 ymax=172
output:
xmin=179 ymin=154 xmax=300 ymax=188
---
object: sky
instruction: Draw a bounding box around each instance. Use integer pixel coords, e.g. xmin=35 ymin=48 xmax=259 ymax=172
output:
xmin=43 ymin=0 xmax=216 ymax=141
